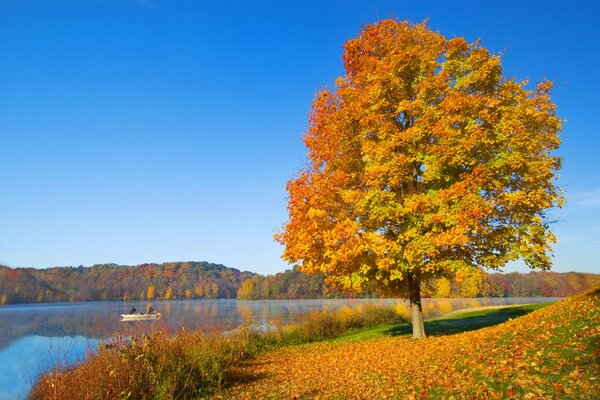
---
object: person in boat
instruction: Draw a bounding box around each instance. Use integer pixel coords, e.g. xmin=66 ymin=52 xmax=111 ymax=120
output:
xmin=147 ymin=306 xmax=154 ymax=314
xmin=129 ymin=306 xmax=136 ymax=314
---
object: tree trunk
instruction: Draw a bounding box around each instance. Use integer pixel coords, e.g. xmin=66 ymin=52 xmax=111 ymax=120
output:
xmin=408 ymin=272 xmax=426 ymax=338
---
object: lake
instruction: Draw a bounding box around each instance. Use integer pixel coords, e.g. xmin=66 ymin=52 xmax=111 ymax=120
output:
xmin=0 ymin=296 xmax=561 ymax=399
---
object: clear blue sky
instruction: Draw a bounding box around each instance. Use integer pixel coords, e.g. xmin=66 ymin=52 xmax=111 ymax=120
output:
xmin=1 ymin=1 xmax=599 ymax=275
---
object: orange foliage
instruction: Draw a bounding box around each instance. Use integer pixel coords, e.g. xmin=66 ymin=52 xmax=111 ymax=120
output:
xmin=276 ymin=20 xmax=562 ymax=336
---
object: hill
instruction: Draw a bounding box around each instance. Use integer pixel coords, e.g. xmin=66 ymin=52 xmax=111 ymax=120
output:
xmin=0 ymin=262 xmax=255 ymax=304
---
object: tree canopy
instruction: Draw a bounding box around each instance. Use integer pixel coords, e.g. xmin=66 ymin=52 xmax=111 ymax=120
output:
xmin=276 ymin=20 xmax=562 ymax=337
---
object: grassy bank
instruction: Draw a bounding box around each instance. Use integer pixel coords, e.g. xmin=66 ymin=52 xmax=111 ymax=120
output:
xmin=28 ymin=304 xmax=405 ymax=399
xmin=29 ymin=293 xmax=597 ymax=399
xmin=329 ymin=302 xmax=551 ymax=342
xmin=29 ymin=329 xmax=258 ymax=400
xmin=227 ymin=288 xmax=599 ymax=399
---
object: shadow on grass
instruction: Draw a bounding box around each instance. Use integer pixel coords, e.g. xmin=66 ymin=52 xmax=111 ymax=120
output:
xmin=385 ymin=304 xmax=548 ymax=337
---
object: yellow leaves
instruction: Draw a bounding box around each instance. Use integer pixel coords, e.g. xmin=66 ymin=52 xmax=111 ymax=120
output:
xmin=306 ymin=207 xmax=327 ymax=220
xmin=146 ymin=284 xmax=155 ymax=300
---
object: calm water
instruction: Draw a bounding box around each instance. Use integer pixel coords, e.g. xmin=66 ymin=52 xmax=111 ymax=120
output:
xmin=0 ymin=297 xmax=560 ymax=399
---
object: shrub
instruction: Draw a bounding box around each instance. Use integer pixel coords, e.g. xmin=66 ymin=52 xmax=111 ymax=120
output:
xmin=29 ymin=328 xmax=256 ymax=400
xmin=267 ymin=304 xmax=405 ymax=344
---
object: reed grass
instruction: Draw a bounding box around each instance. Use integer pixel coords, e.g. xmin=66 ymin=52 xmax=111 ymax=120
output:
xmin=267 ymin=304 xmax=405 ymax=344
xmin=28 ymin=304 xmax=405 ymax=399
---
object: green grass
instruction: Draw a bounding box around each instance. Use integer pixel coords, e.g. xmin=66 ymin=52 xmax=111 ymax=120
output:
xmin=330 ymin=302 xmax=553 ymax=342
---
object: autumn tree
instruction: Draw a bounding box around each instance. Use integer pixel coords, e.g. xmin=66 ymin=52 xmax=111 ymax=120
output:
xmin=458 ymin=269 xmax=484 ymax=298
xmin=147 ymin=284 xmax=155 ymax=301
xmin=237 ymin=279 xmax=256 ymax=300
xmin=275 ymin=20 xmax=562 ymax=338
xmin=434 ymin=278 xmax=452 ymax=298
xmin=164 ymin=286 xmax=173 ymax=300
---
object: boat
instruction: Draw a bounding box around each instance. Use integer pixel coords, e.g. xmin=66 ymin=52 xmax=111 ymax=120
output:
xmin=120 ymin=312 xmax=161 ymax=321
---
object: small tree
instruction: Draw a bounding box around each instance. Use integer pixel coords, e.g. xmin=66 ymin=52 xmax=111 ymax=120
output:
xmin=147 ymin=284 xmax=155 ymax=301
xmin=434 ymin=278 xmax=452 ymax=298
xmin=237 ymin=279 xmax=256 ymax=300
xmin=276 ymin=20 xmax=562 ymax=338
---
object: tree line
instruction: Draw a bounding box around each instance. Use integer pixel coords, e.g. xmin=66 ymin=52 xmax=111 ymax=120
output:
xmin=0 ymin=262 xmax=597 ymax=305
xmin=0 ymin=262 xmax=253 ymax=304
xmin=235 ymin=267 xmax=599 ymax=300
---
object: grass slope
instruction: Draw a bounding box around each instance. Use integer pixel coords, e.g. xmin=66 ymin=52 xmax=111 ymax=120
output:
xmin=225 ymin=290 xmax=599 ymax=399
xmin=332 ymin=303 xmax=551 ymax=342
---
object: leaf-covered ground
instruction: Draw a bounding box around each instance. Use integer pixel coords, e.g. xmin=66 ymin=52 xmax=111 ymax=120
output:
xmin=224 ymin=289 xmax=599 ymax=399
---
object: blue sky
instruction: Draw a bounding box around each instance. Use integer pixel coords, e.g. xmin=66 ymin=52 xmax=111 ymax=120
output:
xmin=1 ymin=0 xmax=599 ymax=275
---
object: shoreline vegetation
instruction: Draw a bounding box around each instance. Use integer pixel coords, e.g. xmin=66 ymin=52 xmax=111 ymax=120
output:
xmin=1 ymin=262 xmax=598 ymax=305
xmin=29 ymin=287 xmax=599 ymax=399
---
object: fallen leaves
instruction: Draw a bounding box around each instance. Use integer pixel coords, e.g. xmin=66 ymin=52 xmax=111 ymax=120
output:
xmin=226 ymin=288 xmax=600 ymax=399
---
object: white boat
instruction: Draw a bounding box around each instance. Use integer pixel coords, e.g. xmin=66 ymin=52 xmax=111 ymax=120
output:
xmin=120 ymin=312 xmax=161 ymax=321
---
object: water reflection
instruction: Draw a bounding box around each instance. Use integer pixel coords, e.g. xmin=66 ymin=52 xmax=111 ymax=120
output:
xmin=0 ymin=297 xmax=561 ymax=351
xmin=0 ymin=297 xmax=560 ymax=399
xmin=0 ymin=335 xmax=99 ymax=400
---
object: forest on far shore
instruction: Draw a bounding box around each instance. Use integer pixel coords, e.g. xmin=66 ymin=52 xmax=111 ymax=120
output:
xmin=0 ymin=262 xmax=598 ymax=305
